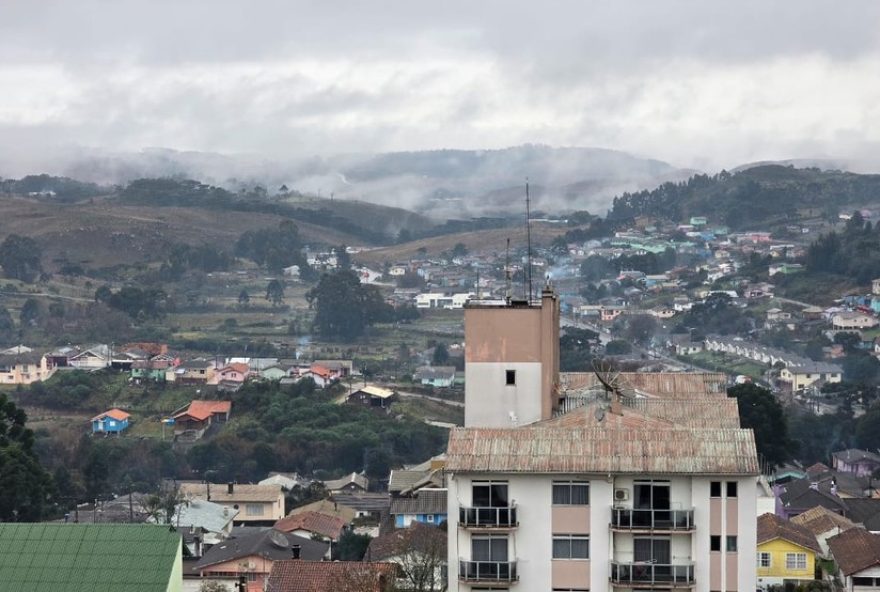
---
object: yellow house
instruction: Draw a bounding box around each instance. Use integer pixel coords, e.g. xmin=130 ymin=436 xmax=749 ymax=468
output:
xmin=757 ymin=512 xmax=821 ymax=589
xmin=0 ymin=346 xmax=56 ymax=385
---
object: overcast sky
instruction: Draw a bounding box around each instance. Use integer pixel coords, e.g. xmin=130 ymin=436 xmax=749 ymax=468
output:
xmin=2 ymin=0 xmax=879 ymax=170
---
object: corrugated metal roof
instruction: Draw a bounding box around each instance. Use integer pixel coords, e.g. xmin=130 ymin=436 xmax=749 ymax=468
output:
xmin=560 ymin=371 xmax=727 ymax=398
xmin=543 ymin=397 xmax=741 ymax=430
xmin=445 ymin=426 xmax=759 ymax=475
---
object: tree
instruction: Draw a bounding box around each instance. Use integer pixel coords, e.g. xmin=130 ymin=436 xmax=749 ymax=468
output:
xmin=335 ymin=245 xmax=352 ymax=270
xmin=856 ymin=402 xmax=880 ymax=451
xmin=19 ymin=298 xmax=41 ymax=327
xmin=605 ymin=340 xmax=631 ymax=355
xmin=560 ymin=327 xmax=598 ymax=371
xmin=306 ymin=270 xmax=392 ymax=340
xmin=94 ymin=285 xmax=112 ymax=304
xmin=0 ymin=306 xmax=14 ymax=336
xmin=199 ymin=582 xmax=231 ymax=592
xmin=0 ymin=393 xmax=53 ymax=521
xmin=624 ymin=315 xmax=658 ymax=346
xmin=237 ymin=289 xmax=250 ymax=306
xmin=335 ymin=530 xmax=373 ymax=561
xmin=727 ymin=383 xmax=793 ymax=468
xmin=451 ymin=242 xmax=468 ymax=258
xmin=0 ymin=234 xmax=43 ymax=282
xmin=390 ymin=524 xmax=448 ymax=592
xmin=266 ymin=279 xmax=285 ymax=307
xmin=432 ymin=343 xmax=449 ymax=366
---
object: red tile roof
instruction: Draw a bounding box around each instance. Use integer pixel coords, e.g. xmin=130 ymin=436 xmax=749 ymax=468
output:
xmin=265 ymin=560 xmax=397 ymax=592
xmin=308 ymin=365 xmax=333 ymax=378
xmin=91 ymin=408 xmax=131 ymax=422
xmin=174 ymin=400 xmax=232 ymax=421
xmin=222 ymin=363 xmax=249 ymax=375
xmin=827 ymin=527 xmax=880 ymax=576
xmin=757 ymin=513 xmax=821 ymax=553
xmin=274 ymin=511 xmax=346 ymax=540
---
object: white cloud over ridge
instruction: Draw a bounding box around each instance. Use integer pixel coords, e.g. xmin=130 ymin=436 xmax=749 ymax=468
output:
xmin=1 ymin=0 xmax=879 ymax=174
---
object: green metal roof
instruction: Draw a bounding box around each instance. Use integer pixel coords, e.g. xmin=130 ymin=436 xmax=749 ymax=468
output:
xmin=0 ymin=523 xmax=181 ymax=591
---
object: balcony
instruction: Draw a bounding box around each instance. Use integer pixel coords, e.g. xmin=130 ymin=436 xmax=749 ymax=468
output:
xmin=459 ymin=560 xmax=518 ymax=583
xmin=610 ymin=508 xmax=695 ymax=532
xmin=610 ymin=562 xmax=695 ymax=588
xmin=459 ymin=506 xmax=518 ymax=529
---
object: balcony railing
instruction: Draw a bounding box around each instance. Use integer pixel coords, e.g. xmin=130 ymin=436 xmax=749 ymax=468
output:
xmin=610 ymin=562 xmax=695 ymax=586
xmin=459 ymin=506 xmax=518 ymax=528
xmin=459 ymin=560 xmax=518 ymax=583
xmin=611 ymin=508 xmax=695 ymax=531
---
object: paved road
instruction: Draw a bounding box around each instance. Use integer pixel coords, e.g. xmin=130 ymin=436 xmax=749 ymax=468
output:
xmin=0 ymin=291 xmax=92 ymax=303
xmin=396 ymin=390 xmax=465 ymax=408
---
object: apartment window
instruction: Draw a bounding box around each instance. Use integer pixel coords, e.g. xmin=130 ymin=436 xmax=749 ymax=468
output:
xmin=552 ymin=535 xmax=589 ymax=559
xmin=552 ymin=481 xmax=590 ymax=505
xmin=245 ymin=503 xmax=264 ymax=516
xmin=710 ymin=535 xmax=721 ymax=552
xmin=426 ymin=514 xmax=435 ymax=523
xmin=757 ymin=552 xmax=771 ymax=568
xmin=505 ymin=370 xmax=516 ymax=385
xmin=710 ymin=481 xmax=722 ymax=497
xmin=726 ymin=481 xmax=738 ymax=498
xmin=473 ymin=481 xmax=509 ymax=507
xmin=472 ymin=535 xmax=508 ymax=562
xmin=726 ymin=536 xmax=738 ymax=552
xmin=786 ymin=552 xmax=807 ymax=570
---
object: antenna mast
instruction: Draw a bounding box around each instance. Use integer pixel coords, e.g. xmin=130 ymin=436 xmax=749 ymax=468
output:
xmin=526 ymin=178 xmax=533 ymax=303
xmin=505 ymin=238 xmax=512 ymax=304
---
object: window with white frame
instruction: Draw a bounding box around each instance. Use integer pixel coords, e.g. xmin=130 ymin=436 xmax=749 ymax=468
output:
xmin=757 ymin=552 xmax=771 ymax=568
xmin=552 ymin=481 xmax=590 ymax=505
xmin=245 ymin=503 xmax=264 ymax=516
xmin=552 ymin=535 xmax=589 ymax=559
xmin=786 ymin=552 xmax=807 ymax=570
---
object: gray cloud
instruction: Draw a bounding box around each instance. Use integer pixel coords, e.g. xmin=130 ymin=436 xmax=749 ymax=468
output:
xmin=0 ymin=0 xmax=879 ymax=174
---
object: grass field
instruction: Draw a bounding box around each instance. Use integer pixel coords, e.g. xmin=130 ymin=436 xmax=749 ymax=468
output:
xmin=682 ymin=351 xmax=768 ymax=380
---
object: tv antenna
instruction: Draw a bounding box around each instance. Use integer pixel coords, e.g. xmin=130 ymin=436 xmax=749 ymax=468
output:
xmin=505 ymin=238 xmax=512 ymax=304
xmin=591 ymin=359 xmax=623 ymax=422
xmin=525 ymin=178 xmax=533 ymax=303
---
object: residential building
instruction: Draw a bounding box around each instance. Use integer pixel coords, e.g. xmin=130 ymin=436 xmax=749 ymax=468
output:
xmin=463 ymin=285 xmax=560 ymax=427
xmin=150 ymin=498 xmax=238 ymax=547
xmin=390 ymin=488 xmax=448 ymax=528
xmin=833 ymin=449 xmax=880 ymax=477
xmin=324 ymin=472 xmax=369 ymax=494
xmin=264 ymin=559 xmax=397 ymax=592
xmin=832 ymin=312 xmax=879 ymax=330
xmin=91 ymin=408 xmax=131 ymax=435
xmin=193 ymin=529 xmax=328 ymax=592
xmin=0 ymin=523 xmax=182 ymax=592
xmin=259 ymin=471 xmax=311 ymax=491
xmin=414 ymin=366 xmax=457 ymax=388
xmin=172 ymin=400 xmax=231 ymax=439
xmin=179 ymin=482 xmax=285 ymax=525
xmin=790 ymin=505 xmax=857 ymax=557
xmin=347 ymin=385 xmax=397 ymax=409
xmin=0 ymin=347 xmax=55 ymax=385
xmin=756 ymin=512 xmax=821 ymax=589
xmin=779 ymin=362 xmax=843 ymax=391
xmin=302 ymin=364 xmax=337 ymax=387
xmin=447 ymin=281 xmax=759 ymax=591
xmin=169 ymin=360 xmax=217 ymax=384
xmin=827 ymin=527 xmax=880 ymax=591
xmin=274 ymin=511 xmax=347 ymax=542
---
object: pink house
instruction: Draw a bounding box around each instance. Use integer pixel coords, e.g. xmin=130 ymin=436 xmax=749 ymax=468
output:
xmin=832 ymin=449 xmax=880 ymax=477
xmin=209 ymin=362 xmax=249 ymax=386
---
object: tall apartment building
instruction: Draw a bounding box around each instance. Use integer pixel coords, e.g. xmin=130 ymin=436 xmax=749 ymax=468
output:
xmin=447 ymin=285 xmax=759 ymax=591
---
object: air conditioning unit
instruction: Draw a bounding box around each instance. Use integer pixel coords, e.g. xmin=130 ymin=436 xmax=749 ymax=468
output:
xmin=614 ymin=488 xmax=629 ymax=501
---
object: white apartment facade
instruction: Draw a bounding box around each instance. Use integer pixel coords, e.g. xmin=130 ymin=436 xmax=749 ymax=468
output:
xmin=448 ymin=283 xmax=760 ymax=591
xmin=446 ymin=427 xmax=759 ymax=592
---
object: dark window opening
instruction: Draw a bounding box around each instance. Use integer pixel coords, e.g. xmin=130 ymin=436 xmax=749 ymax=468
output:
xmin=710 ymin=535 xmax=721 ymax=552
xmin=726 ymin=481 xmax=738 ymax=498
xmin=505 ymin=370 xmax=516 ymax=385
xmin=710 ymin=481 xmax=722 ymax=497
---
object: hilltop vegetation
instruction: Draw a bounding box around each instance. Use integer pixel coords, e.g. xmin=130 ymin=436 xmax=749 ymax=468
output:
xmin=609 ymin=165 xmax=880 ymax=229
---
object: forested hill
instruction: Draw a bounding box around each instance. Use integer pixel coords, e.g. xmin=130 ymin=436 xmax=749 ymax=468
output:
xmin=608 ymin=165 xmax=880 ymax=229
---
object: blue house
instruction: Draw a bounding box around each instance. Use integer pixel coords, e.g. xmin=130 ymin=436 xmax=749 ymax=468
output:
xmin=91 ymin=409 xmax=131 ymax=435
xmin=390 ymin=489 xmax=447 ymax=528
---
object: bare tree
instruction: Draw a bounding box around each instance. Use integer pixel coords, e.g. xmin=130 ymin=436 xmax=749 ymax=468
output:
xmin=391 ymin=525 xmax=448 ymax=592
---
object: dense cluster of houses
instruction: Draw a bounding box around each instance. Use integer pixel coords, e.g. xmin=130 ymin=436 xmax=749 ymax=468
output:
xmin=0 ymin=341 xmax=355 ymax=391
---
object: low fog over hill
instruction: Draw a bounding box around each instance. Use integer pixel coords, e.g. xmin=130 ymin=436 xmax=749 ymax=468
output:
xmin=7 ymin=145 xmax=697 ymax=219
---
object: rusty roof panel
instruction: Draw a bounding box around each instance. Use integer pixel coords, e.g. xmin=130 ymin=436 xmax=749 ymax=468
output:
xmin=561 ymin=372 xmax=728 ymax=398
xmin=445 ymin=426 xmax=759 ymax=475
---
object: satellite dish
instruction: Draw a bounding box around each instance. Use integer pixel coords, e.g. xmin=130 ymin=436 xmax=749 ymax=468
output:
xmin=592 ymin=359 xmax=622 ymax=400
xmin=269 ymin=530 xmax=289 ymax=548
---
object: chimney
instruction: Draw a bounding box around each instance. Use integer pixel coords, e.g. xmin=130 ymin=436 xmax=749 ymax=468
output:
xmin=291 ymin=544 xmax=301 ymax=559
xmin=227 ymin=482 xmax=234 ymax=494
